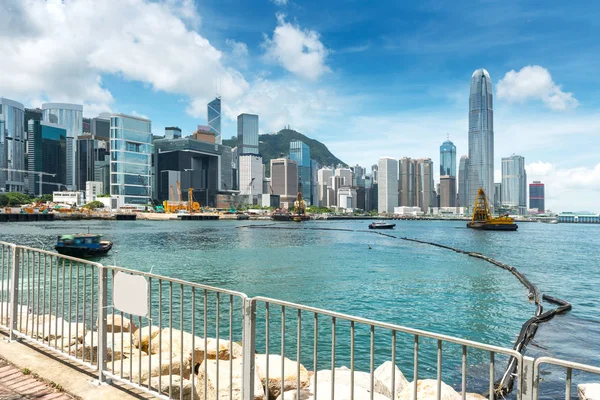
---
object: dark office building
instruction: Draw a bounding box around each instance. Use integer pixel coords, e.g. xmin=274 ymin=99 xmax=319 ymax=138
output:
xmin=153 ymin=138 xmax=233 ymax=207
xmin=76 ymin=135 xmax=108 ymax=191
xmin=27 ymin=120 xmax=67 ymax=195
xmin=529 ymin=181 xmax=545 ymax=212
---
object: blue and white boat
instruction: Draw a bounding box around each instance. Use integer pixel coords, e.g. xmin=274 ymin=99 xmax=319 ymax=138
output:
xmin=55 ymin=234 xmax=113 ymax=258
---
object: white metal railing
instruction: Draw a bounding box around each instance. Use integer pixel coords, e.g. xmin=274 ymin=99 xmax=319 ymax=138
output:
xmin=0 ymin=241 xmax=599 ymax=400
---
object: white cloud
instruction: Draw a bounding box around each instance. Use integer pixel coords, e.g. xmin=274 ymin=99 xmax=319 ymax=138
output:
xmin=526 ymin=161 xmax=600 ymax=211
xmin=271 ymin=0 xmax=288 ymax=5
xmin=131 ymin=110 xmax=150 ymax=120
xmin=0 ymin=0 xmax=248 ymax=117
xmin=263 ymin=13 xmax=330 ymax=81
xmin=226 ymin=39 xmax=249 ymax=70
xmin=496 ymin=65 xmax=579 ymax=111
xmin=222 ymin=77 xmax=344 ymax=135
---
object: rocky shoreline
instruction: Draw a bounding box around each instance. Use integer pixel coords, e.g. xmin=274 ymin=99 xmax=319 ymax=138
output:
xmin=1 ymin=307 xmax=499 ymax=400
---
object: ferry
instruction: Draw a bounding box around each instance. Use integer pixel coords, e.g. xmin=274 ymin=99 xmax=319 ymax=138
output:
xmin=467 ymin=188 xmax=518 ymax=231
xmin=55 ymin=234 xmax=113 ymax=258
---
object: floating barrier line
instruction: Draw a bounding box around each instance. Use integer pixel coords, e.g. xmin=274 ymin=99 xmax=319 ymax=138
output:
xmin=399 ymin=237 xmax=571 ymax=399
xmin=238 ymin=224 xmax=571 ymax=398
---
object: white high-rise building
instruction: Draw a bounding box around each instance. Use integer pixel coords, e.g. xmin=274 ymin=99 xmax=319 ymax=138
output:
xmin=334 ymin=167 xmax=353 ymax=187
xmin=377 ymin=157 xmax=398 ymax=214
xmin=467 ymin=69 xmax=494 ymax=210
xmin=0 ymin=98 xmax=25 ymax=192
xmin=501 ymin=155 xmax=527 ymax=210
xmin=317 ymin=167 xmax=333 ymax=206
xmin=239 ymin=154 xmax=263 ymax=204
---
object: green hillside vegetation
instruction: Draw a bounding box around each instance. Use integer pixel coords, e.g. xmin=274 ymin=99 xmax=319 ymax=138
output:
xmin=223 ymin=128 xmax=346 ymax=175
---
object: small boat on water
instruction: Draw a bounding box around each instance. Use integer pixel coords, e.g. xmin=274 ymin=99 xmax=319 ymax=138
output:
xmin=369 ymin=221 xmax=396 ymax=229
xmin=55 ymin=234 xmax=113 ymax=258
xmin=467 ymin=188 xmax=518 ymax=231
xmin=236 ymin=213 xmax=249 ymax=220
xmin=272 ymin=211 xmax=292 ymax=221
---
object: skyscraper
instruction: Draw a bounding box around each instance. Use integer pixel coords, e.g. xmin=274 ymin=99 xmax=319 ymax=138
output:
xmin=27 ymin=120 xmax=67 ymax=195
xmin=42 ymin=103 xmax=83 ymax=190
xmin=237 ymin=114 xmax=259 ymax=155
xmin=415 ymin=158 xmax=435 ymax=212
xmin=317 ymin=167 xmax=333 ymax=207
xmin=377 ymin=157 xmax=398 ymax=214
xmin=440 ymin=176 xmax=456 ymax=207
xmin=0 ymin=98 xmax=25 ymax=192
xmin=399 ymin=157 xmax=416 ymax=206
xmin=467 ymin=69 xmax=494 ymax=210
xmin=270 ymin=158 xmax=298 ymax=207
xmin=289 ymin=140 xmax=311 ymax=203
xmin=529 ymin=181 xmax=545 ymax=212
xmin=239 ymin=154 xmax=263 ymax=203
xmin=208 ymin=97 xmax=221 ymax=145
xmin=458 ymin=155 xmax=469 ymax=208
xmin=109 ymin=114 xmax=152 ymax=205
xmin=440 ymin=139 xmax=456 ymax=177
xmin=501 ymin=155 xmax=527 ymax=211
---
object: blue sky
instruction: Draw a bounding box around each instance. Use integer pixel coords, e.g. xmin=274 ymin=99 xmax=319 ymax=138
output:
xmin=1 ymin=0 xmax=600 ymax=211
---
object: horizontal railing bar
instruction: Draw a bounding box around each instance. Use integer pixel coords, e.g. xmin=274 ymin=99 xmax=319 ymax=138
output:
xmin=4 ymin=243 xmax=103 ymax=267
xmin=535 ymin=357 xmax=600 ymax=375
xmin=6 ymin=329 xmax=99 ymax=372
xmin=253 ymin=296 xmax=521 ymax=356
xmin=102 ymin=372 xmax=169 ymax=400
xmin=103 ymin=264 xmax=248 ymax=299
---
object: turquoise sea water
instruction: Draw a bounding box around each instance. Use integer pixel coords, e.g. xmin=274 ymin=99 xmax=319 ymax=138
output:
xmin=2 ymin=219 xmax=599 ymax=395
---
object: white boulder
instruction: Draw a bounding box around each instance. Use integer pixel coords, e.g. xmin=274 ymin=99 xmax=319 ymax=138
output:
xmin=398 ymin=379 xmax=460 ymax=400
xmin=374 ymin=361 xmax=409 ymax=396
xmin=196 ymin=358 xmax=265 ymax=400
xmin=255 ymin=354 xmax=310 ymax=399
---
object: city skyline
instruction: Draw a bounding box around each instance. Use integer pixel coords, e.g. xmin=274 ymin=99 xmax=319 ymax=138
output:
xmin=1 ymin=0 xmax=598 ymax=211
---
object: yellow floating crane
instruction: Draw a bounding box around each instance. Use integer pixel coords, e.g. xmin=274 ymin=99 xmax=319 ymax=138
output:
xmin=467 ymin=188 xmax=518 ymax=231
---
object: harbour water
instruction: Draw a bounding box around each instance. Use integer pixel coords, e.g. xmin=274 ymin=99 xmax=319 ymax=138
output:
xmin=2 ymin=219 xmax=599 ymax=395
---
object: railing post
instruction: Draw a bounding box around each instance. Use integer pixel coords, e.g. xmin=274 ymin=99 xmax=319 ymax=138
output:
xmin=97 ymin=265 xmax=108 ymax=383
xmin=521 ymin=356 xmax=535 ymax=400
xmin=9 ymin=247 xmax=20 ymax=341
xmin=242 ymin=297 xmax=256 ymax=400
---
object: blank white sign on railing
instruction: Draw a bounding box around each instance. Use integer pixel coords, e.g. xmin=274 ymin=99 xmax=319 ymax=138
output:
xmin=113 ymin=271 xmax=148 ymax=317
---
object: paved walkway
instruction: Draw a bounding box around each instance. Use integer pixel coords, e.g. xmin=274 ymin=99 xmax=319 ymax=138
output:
xmin=0 ymin=360 xmax=73 ymax=400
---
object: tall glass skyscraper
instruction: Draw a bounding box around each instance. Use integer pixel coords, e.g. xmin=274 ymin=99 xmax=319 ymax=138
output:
xmin=439 ymin=139 xmax=456 ymax=177
xmin=110 ymin=114 xmax=152 ymax=205
xmin=467 ymin=69 xmax=494 ymax=210
xmin=501 ymin=154 xmax=527 ymax=210
xmin=27 ymin=120 xmax=67 ymax=195
xmin=0 ymin=98 xmax=25 ymax=192
xmin=289 ymin=140 xmax=311 ymax=203
xmin=42 ymin=103 xmax=83 ymax=190
xmin=208 ymin=97 xmax=221 ymax=145
xmin=237 ymin=114 xmax=259 ymax=155
xmin=458 ymin=155 xmax=469 ymax=208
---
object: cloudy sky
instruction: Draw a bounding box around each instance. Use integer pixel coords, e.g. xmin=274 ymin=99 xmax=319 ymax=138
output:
xmin=2 ymin=0 xmax=599 ymax=212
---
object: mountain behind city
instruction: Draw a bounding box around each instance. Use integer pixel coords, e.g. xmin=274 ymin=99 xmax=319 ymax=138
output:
xmin=223 ymin=128 xmax=346 ymax=175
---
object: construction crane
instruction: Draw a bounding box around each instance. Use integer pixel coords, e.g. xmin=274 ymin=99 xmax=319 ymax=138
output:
xmin=0 ymin=168 xmax=56 ymax=196
xmin=188 ymin=187 xmax=194 ymax=214
xmin=176 ymin=181 xmax=182 ymax=209
xmin=169 ymin=185 xmax=176 ymax=202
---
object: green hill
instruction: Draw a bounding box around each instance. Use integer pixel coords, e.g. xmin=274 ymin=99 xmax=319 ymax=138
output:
xmin=223 ymin=128 xmax=346 ymax=175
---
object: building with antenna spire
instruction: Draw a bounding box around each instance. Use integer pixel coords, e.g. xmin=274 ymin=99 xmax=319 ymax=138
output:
xmin=207 ymin=97 xmax=221 ymax=145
